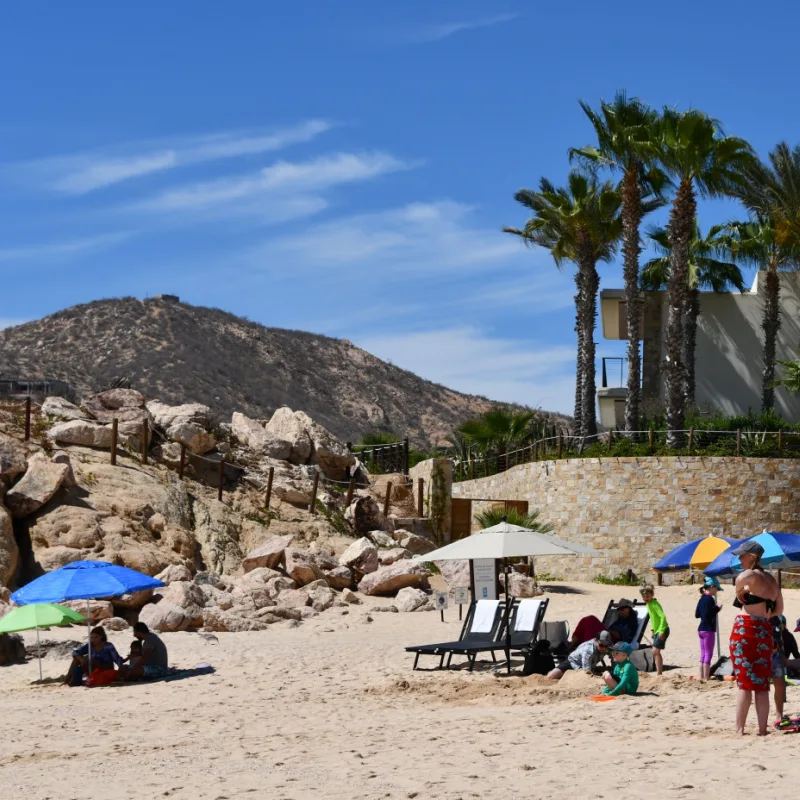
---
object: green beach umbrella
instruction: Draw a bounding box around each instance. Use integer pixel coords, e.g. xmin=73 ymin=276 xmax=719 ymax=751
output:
xmin=0 ymin=603 xmax=86 ymax=680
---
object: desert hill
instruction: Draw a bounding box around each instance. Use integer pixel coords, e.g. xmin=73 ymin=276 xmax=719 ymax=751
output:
xmin=0 ymin=296 xmax=541 ymax=446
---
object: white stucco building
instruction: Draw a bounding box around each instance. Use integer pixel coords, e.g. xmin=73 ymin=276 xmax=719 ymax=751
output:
xmin=598 ymin=271 xmax=800 ymax=428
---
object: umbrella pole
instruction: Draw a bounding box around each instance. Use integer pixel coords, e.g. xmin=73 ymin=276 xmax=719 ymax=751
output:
xmin=86 ymin=600 xmax=91 ymax=676
xmin=36 ymin=625 xmax=42 ymax=682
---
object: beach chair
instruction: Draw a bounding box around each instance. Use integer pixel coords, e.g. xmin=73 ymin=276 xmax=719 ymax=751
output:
xmin=405 ymin=599 xmax=508 ymax=671
xmin=444 ymin=597 xmax=550 ymax=674
xmin=601 ymin=599 xmax=650 ymax=649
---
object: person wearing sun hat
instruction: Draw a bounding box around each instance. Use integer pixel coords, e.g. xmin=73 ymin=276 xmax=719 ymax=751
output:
xmin=728 ymin=539 xmax=783 ymax=737
xmin=601 ymin=641 xmax=639 ymax=697
xmin=607 ymin=598 xmax=639 ymax=644
xmin=695 ymin=576 xmax=722 ymax=681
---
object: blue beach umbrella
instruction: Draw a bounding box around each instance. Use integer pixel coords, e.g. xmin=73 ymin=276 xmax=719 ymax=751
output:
xmin=653 ymin=535 xmax=739 ymax=572
xmin=704 ymin=531 xmax=800 ymax=577
xmin=11 ymin=560 xmax=165 ymax=673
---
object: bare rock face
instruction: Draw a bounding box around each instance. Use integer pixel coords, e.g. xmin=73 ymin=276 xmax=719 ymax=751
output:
xmin=157 ymin=581 xmax=206 ymax=627
xmin=284 ymin=548 xmax=325 ymax=587
xmin=344 ymin=495 xmax=386 ymax=536
xmin=139 ymin=601 xmax=191 ymax=632
xmin=0 ymin=633 xmax=25 ymax=666
xmin=378 ymin=547 xmax=411 ymax=566
xmin=437 ymin=560 xmax=470 ymax=589
xmin=242 ymin=535 xmax=293 ymax=573
xmin=191 ymin=496 xmax=244 ymax=576
xmin=231 ymin=412 xmax=292 ymax=460
xmin=357 ymin=561 xmax=430 ymax=596
xmin=395 ymin=587 xmax=429 ymax=612
xmin=82 ymin=388 xmax=147 ymax=423
xmin=63 ymin=599 xmax=114 ymax=623
xmin=265 ymin=407 xmax=314 ymax=464
xmin=338 ymin=537 xmax=379 ymax=574
xmin=392 ymin=530 xmax=435 ymax=556
xmin=146 ymin=400 xmax=217 ymax=455
xmin=5 ymin=452 xmax=69 ymax=518
xmin=323 ymin=565 xmax=352 ymax=590
xmin=0 ymin=433 xmax=27 ymax=483
xmin=0 ymin=503 xmax=19 ymax=587
xmin=155 ymin=564 xmax=193 ymax=584
xmin=42 ymin=396 xmax=85 ymax=421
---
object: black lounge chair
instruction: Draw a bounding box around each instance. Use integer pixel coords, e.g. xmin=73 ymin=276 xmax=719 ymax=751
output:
xmin=601 ymin=599 xmax=650 ymax=649
xmin=444 ymin=597 xmax=550 ymax=674
xmin=405 ymin=599 xmax=508 ymax=671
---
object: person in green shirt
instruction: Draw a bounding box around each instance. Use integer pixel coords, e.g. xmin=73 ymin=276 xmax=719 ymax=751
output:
xmin=602 ymin=641 xmax=639 ymax=696
xmin=641 ymin=584 xmax=669 ymax=675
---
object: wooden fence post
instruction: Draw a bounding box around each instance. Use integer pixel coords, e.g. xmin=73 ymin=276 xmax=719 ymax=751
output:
xmin=469 ymin=456 xmax=475 ymax=480
xmin=557 ymin=433 xmax=563 ymax=459
xmin=608 ymin=429 xmax=614 ymax=451
xmin=383 ymin=481 xmax=393 ymax=518
xmin=657 ymin=571 xmax=663 ymax=587
xmin=778 ymin=430 xmax=783 ymax=458
xmin=736 ymin=428 xmax=742 ymax=457
xmin=648 ymin=427 xmax=654 ymax=454
xmin=265 ymin=466 xmax=275 ymax=510
xmin=217 ymin=459 xmax=225 ymax=502
xmin=178 ymin=445 xmax=186 ymax=479
xmin=110 ymin=418 xmax=118 ymax=466
xmin=310 ymin=472 xmax=319 ymax=514
xmin=418 ymin=478 xmax=424 ymax=517
xmin=688 ymin=427 xmax=694 ymax=455
xmin=345 ymin=477 xmax=355 ymax=506
xmin=141 ymin=418 xmax=149 ymax=465
xmin=24 ymin=397 xmax=31 ymax=441
xmin=403 ymin=437 xmax=409 ymax=475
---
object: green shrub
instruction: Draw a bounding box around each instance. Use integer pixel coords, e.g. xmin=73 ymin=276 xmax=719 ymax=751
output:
xmin=594 ymin=573 xmax=640 ymax=586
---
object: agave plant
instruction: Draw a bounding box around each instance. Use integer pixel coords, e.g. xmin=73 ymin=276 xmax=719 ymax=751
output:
xmin=473 ymin=506 xmax=554 ymax=533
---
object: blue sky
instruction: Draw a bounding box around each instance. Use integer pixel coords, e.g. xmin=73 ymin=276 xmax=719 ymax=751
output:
xmin=1 ymin=1 xmax=797 ymax=414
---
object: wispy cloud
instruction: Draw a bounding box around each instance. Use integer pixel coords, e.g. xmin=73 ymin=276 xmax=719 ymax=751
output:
xmin=407 ymin=13 xmax=519 ymax=44
xmin=357 ymin=326 xmax=576 ymax=414
xmin=133 ymin=151 xmax=415 ymax=214
xmin=12 ymin=119 xmax=334 ymax=194
xmin=0 ymin=232 xmax=130 ymax=263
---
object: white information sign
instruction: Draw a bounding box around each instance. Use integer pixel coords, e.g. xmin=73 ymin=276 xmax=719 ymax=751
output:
xmin=454 ymin=587 xmax=469 ymax=605
xmin=473 ymin=558 xmax=497 ymax=600
xmin=434 ymin=592 xmax=449 ymax=611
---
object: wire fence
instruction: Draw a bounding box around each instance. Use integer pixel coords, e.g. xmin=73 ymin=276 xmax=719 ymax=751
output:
xmin=450 ymin=427 xmax=800 ymax=482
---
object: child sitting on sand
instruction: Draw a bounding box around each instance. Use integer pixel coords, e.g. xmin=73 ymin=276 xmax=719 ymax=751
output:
xmin=123 ymin=640 xmax=143 ymax=669
xmin=601 ymin=642 xmax=639 ymax=696
xmin=641 ymin=584 xmax=669 ymax=676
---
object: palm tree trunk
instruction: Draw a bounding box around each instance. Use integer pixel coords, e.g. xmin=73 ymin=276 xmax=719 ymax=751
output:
xmin=761 ymin=261 xmax=781 ymax=410
xmin=665 ymin=178 xmax=696 ymax=448
xmin=573 ymin=270 xmax=584 ymax=436
xmin=621 ymin=166 xmax=643 ymax=433
xmin=683 ymin=288 xmax=699 ymax=407
xmin=578 ymin=235 xmax=599 ymax=439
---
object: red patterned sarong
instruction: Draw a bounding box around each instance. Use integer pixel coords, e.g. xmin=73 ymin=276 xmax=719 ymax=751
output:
xmin=729 ymin=615 xmax=772 ymax=691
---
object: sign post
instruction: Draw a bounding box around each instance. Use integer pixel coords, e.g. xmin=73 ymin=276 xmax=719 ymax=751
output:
xmin=434 ymin=591 xmax=448 ymax=622
xmin=473 ymin=559 xmax=497 ymax=601
xmin=454 ymin=587 xmax=469 ymax=620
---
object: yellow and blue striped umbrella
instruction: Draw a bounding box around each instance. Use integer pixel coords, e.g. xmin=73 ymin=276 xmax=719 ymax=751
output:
xmin=654 ymin=535 xmax=738 ymax=572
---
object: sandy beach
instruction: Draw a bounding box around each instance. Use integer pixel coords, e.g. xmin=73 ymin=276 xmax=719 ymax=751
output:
xmin=2 ymin=581 xmax=799 ymax=800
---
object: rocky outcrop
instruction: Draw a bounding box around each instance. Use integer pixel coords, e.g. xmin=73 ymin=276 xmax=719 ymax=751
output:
xmin=323 ymin=565 xmax=352 ymax=590
xmin=265 ymin=407 xmax=313 ymax=464
xmin=63 ymin=599 xmax=114 ymax=623
xmin=501 ymin=572 xmax=541 ymax=598
xmin=378 ymin=547 xmax=411 ymax=566
xmin=242 ymin=535 xmax=293 ymax=573
xmin=392 ymin=530 xmax=435 ymax=556
xmin=368 ymin=530 xmax=395 ymax=548
xmin=231 ymin=413 xmax=291 ymax=459
xmin=157 ymin=581 xmax=206 ymax=627
xmin=100 ymin=617 xmax=130 ymax=631
xmin=155 ymin=564 xmax=193 ymax=584
xmin=146 ymin=400 xmax=217 ymax=455
xmin=338 ymin=537 xmax=379 ymax=574
xmin=0 ymin=434 xmax=26 ymax=483
xmin=48 ymin=420 xmax=136 ymax=450
xmin=5 ymin=452 xmax=69 ymax=517
xmin=357 ymin=561 xmax=430 ymax=596
xmin=345 ymin=495 xmax=385 ymax=536
xmin=191 ymin=496 xmax=244 ymax=576
xmin=42 ymin=396 xmax=85 ymax=421
xmin=0 ymin=504 xmax=19 ymax=587
xmin=437 ymin=560 xmax=470 ymax=588
xmin=139 ymin=601 xmax=191 ymax=632
xmin=82 ymin=388 xmax=147 ymax=423
xmin=304 ymin=579 xmax=335 ymax=611
xmin=284 ymin=548 xmax=324 ymax=587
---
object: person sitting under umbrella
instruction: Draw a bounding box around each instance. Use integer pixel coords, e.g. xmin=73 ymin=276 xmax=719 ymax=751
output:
xmin=65 ymin=626 xmax=123 ymax=686
xmin=118 ymin=622 xmax=169 ymax=681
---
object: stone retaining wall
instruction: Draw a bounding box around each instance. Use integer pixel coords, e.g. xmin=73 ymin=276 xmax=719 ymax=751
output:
xmin=451 ymin=456 xmax=800 ymax=583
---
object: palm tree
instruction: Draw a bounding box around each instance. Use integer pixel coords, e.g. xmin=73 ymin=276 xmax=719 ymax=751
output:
xmin=774 ymin=349 xmax=800 ymax=395
xmin=654 ymin=109 xmax=756 ymax=446
xmin=457 ymin=408 xmax=538 ymax=460
xmin=505 ymin=171 xmax=622 ymax=438
xmin=570 ymin=92 xmax=664 ymax=433
xmin=728 ymin=143 xmax=800 ymax=410
xmin=641 ymin=222 xmax=747 ymax=405
xmin=473 ymin=506 xmax=554 ymax=533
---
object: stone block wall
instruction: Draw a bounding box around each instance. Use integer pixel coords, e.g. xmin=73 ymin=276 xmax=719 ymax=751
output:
xmin=451 ymin=456 xmax=800 ymax=582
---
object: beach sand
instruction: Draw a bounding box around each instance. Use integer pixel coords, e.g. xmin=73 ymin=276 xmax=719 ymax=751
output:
xmin=2 ymin=581 xmax=799 ymax=799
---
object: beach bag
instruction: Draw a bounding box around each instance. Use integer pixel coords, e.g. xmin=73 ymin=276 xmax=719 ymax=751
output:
xmin=541 ymin=620 xmax=569 ymax=650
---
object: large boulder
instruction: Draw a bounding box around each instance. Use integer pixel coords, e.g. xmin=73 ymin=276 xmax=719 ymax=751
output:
xmin=341 ymin=588 xmax=361 ymax=605
xmin=42 ymin=396 xmax=85 ymax=421
xmin=154 ymin=564 xmax=193 ymax=585
xmin=5 ymin=452 xmax=69 ymax=518
xmin=82 ymin=388 xmax=147 ymax=423
xmin=48 ymin=420 xmax=136 ymax=450
xmin=323 ymin=565 xmax=352 ymax=590
xmin=191 ymin=496 xmax=244 ymax=576
xmin=146 ymin=400 xmax=217 ymax=455
xmin=112 ymin=590 xmax=154 ymax=610
xmin=275 ymin=588 xmax=311 ymax=608
xmin=157 ymin=581 xmax=206 ymax=627
xmin=201 ymin=608 xmax=270 ymax=632
xmin=344 ymin=495 xmax=386 ymax=536
xmin=357 ymin=561 xmax=430 ymax=596
xmin=63 ymin=599 xmax=114 ymax=623
xmin=265 ymin=576 xmax=297 ymax=600
xmin=0 ymin=633 xmax=25 ymax=665
xmin=0 ymin=504 xmax=19 ymax=587
xmin=501 ymin=572 xmax=541 ymax=598
xmin=242 ymin=535 xmax=293 ymax=573
xmin=304 ymin=579 xmax=335 ymax=612
xmin=378 ymin=547 xmax=411 ymax=566
xmin=338 ymin=537 xmax=379 ymax=574
xmin=368 ymin=530 xmax=395 ymax=548
xmin=139 ymin=601 xmax=191 ymax=632
xmin=231 ymin=413 xmax=291 ymax=460
xmin=265 ymin=407 xmax=313 ymax=464
xmin=50 ymin=450 xmax=76 ymax=487
xmin=437 ymin=560 xmax=470 ymax=589
xmin=100 ymin=617 xmax=130 ymax=632
xmin=284 ymin=548 xmax=324 ymax=587
xmin=0 ymin=434 xmax=27 ymax=483
xmin=395 ymin=587 xmax=429 ymax=612
xmin=393 ymin=530 xmax=435 ymax=556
